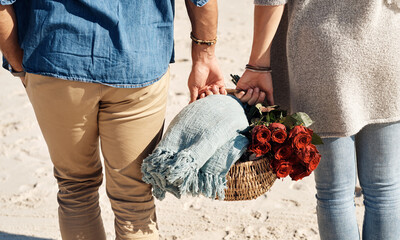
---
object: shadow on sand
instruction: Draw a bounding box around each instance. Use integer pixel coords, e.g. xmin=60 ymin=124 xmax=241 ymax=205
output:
xmin=0 ymin=232 xmax=54 ymax=240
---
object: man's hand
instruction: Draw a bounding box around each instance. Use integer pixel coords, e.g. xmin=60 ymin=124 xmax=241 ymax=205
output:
xmin=186 ymin=0 xmax=226 ymax=103
xmin=235 ymin=70 xmax=274 ymax=106
xmin=188 ymin=44 xmax=225 ymax=103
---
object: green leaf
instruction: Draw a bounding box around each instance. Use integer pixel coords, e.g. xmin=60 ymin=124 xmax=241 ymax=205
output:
xmin=266 ymin=113 xmax=271 ymax=123
xmin=269 ymin=112 xmax=276 ymax=123
xmin=282 ymin=116 xmax=296 ymax=128
xmin=311 ymin=133 xmax=324 ymax=145
xmin=290 ymin=112 xmax=314 ymax=127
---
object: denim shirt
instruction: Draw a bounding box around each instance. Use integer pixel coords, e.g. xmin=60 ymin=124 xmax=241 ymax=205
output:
xmin=1 ymin=0 xmax=208 ymax=88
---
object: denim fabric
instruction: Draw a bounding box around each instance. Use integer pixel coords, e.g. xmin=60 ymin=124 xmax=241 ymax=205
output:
xmin=1 ymin=0 xmax=208 ymax=88
xmin=190 ymin=0 xmax=209 ymax=7
xmin=314 ymin=121 xmax=400 ymax=240
xmin=0 ymin=0 xmax=16 ymax=4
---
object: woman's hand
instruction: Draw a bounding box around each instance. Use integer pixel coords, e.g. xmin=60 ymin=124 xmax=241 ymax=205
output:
xmin=234 ymin=70 xmax=274 ymax=106
xmin=233 ymin=4 xmax=284 ymax=106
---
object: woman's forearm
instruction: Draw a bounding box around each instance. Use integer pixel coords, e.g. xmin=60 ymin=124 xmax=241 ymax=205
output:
xmin=248 ymin=5 xmax=285 ymax=67
xmin=0 ymin=5 xmax=23 ymax=72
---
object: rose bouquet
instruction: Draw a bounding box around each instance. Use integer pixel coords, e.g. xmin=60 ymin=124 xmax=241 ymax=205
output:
xmin=231 ymin=74 xmax=323 ymax=181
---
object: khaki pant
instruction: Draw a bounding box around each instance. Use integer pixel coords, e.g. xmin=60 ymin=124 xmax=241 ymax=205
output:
xmin=25 ymin=70 xmax=170 ymax=240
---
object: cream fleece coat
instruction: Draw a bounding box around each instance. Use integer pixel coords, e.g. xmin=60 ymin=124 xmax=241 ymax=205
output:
xmin=255 ymin=0 xmax=400 ymax=137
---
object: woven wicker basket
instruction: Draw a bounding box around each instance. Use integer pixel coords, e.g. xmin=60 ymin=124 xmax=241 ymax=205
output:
xmin=224 ymin=157 xmax=277 ymax=201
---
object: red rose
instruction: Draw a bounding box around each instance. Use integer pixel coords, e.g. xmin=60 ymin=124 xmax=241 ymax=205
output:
xmin=296 ymin=145 xmax=318 ymax=163
xmin=289 ymin=163 xmax=311 ymax=181
xmin=269 ymin=123 xmax=286 ymax=130
xmin=305 ymin=127 xmax=313 ymax=137
xmin=271 ymin=142 xmax=281 ymax=153
xmin=270 ymin=158 xmax=286 ymax=170
xmin=292 ymin=133 xmax=312 ymax=149
xmin=287 ymin=154 xmax=300 ymax=165
xmin=249 ymin=142 xmax=271 ymax=157
xmin=275 ymin=144 xmax=293 ymax=160
xmin=271 ymin=128 xmax=287 ymax=143
xmin=308 ymin=145 xmax=320 ymax=163
xmin=308 ymin=150 xmax=321 ymax=171
xmin=275 ymin=162 xmax=292 ymax=179
xmin=252 ymin=125 xmax=271 ymax=144
xmin=296 ymin=147 xmax=310 ymax=163
xmin=288 ymin=125 xmax=307 ymax=139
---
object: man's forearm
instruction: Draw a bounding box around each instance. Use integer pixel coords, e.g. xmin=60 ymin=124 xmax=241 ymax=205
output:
xmin=185 ymin=0 xmax=225 ymax=102
xmin=185 ymin=0 xmax=218 ymax=61
xmin=0 ymin=5 xmax=23 ymax=72
xmin=185 ymin=0 xmax=217 ymax=41
xmin=248 ymin=5 xmax=284 ymax=67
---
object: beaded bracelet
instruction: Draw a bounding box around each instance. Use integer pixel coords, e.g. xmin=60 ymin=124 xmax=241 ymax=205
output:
xmin=190 ymin=32 xmax=217 ymax=46
xmin=245 ymin=64 xmax=272 ymax=73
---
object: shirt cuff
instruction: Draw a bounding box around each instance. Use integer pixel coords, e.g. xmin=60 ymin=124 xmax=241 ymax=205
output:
xmin=189 ymin=0 xmax=209 ymax=7
xmin=0 ymin=0 xmax=16 ymax=5
xmin=254 ymin=0 xmax=288 ymax=5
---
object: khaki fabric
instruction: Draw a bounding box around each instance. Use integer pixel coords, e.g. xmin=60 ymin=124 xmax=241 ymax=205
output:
xmin=25 ymin=70 xmax=170 ymax=240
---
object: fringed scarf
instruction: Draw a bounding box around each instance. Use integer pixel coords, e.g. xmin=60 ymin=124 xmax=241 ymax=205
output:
xmin=141 ymin=95 xmax=249 ymax=200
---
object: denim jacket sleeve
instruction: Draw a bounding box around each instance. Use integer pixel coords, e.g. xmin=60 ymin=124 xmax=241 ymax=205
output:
xmin=189 ymin=0 xmax=209 ymax=7
xmin=0 ymin=0 xmax=16 ymax=5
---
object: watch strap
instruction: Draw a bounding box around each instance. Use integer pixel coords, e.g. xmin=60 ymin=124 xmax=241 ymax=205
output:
xmin=8 ymin=64 xmax=26 ymax=77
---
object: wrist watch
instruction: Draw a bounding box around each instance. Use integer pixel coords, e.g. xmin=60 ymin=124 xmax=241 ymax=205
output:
xmin=8 ymin=64 xmax=26 ymax=77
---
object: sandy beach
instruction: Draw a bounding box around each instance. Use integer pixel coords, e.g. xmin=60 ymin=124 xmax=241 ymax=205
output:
xmin=0 ymin=1 xmax=365 ymax=239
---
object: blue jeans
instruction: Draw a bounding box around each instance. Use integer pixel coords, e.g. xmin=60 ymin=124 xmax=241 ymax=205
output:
xmin=315 ymin=121 xmax=400 ymax=240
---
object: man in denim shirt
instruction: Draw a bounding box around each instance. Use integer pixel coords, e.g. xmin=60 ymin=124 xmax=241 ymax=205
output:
xmin=0 ymin=1 xmax=224 ymax=239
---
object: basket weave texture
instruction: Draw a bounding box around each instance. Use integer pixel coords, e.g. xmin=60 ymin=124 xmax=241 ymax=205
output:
xmin=224 ymin=157 xmax=277 ymax=201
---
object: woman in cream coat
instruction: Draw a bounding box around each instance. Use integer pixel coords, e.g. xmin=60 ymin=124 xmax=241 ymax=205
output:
xmin=235 ymin=1 xmax=400 ymax=239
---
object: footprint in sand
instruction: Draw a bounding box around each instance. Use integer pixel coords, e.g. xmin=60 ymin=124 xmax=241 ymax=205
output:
xmin=11 ymin=183 xmax=41 ymax=208
xmin=0 ymin=173 xmax=8 ymax=182
xmin=183 ymin=198 xmax=203 ymax=211
xmin=293 ymin=228 xmax=319 ymax=240
xmin=282 ymin=198 xmax=301 ymax=207
xmin=1 ymin=121 xmax=23 ymax=137
xmin=223 ymin=227 xmax=236 ymax=240
xmin=251 ymin=210 xmax=271 ymax=222
xmin=289 ymin=181 xmax=308 ymax=191
xmin=34 ymin=167 xmax=49 ymax=178
xmin=201 ymin=214 xmax=211 ymax=223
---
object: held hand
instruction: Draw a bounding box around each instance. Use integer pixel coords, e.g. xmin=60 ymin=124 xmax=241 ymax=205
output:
xmin=235 ymin=70 xmax=274 ymax=106
xmin=188 ymin=55 xmax=226 ymax=103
